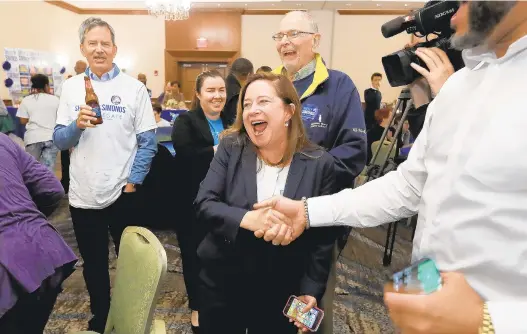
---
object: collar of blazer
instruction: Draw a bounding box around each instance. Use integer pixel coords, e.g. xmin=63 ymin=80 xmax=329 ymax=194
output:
xmin=238 ymin=139 xmax=324 ymax=202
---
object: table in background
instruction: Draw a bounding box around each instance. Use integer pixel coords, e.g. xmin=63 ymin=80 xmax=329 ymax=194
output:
xmin=160 ymin=109 xmax=186 ymax=124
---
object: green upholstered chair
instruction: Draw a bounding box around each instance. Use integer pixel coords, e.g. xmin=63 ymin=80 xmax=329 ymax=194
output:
xmin=77 ymin=226 xmax=167 ymax=334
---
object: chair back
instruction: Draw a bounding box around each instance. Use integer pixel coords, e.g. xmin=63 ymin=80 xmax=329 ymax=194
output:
xmin=105 ymin=227 xmax=167 ymax=334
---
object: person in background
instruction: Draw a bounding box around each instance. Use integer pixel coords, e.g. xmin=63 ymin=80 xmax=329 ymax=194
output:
xmin=16 ymin=74 xmax=60 ymax=171
xmin=52 ymin=17 xmax=157 ymax=333
xmin=0 ymin=132 xmax=77 ymax=334
xmin=256 ymin=65 xmax=273 ymax=74
xmin=272 ymin=11 xmax=367 ymax=333
xmin=366 ymin=107 xmax=393 ymax=162
xmin=195 ymin=73 xmax=338 ymax=334
xmin=153 ymin=104 xmax=170 ymax=127
xmin=58 ymin=60 xmax=87 ymax=194
xmin=254 ymin=2 xmax=527 ymax=333
xmin=171 ymin=70 xmax=229 ymax=333
xmin=0 ymin=97 xmax=7 ymax=116
xmin=177 ymin=101 xmax=188 ymax=110
xmin=158 ymin=81 xmax=184 ymax=106
xmin=364 ymin=72 xmax=383 ymax=131
xmin=137 ymin=73 xmax=152 ymax=98
xmin=224 ymin=57 xmax=254 ymax=126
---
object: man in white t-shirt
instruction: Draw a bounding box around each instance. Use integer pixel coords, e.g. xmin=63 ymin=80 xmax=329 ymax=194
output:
xmin=52 ymin=17 xmax=157 ymax=333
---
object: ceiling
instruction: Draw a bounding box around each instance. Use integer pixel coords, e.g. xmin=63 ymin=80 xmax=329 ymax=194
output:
xmin=61 ymin=0 xmax=426 ymax=11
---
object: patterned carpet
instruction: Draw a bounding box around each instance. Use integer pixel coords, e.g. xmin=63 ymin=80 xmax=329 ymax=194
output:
xmin=43 ymin=199 xmax=413 ymax=334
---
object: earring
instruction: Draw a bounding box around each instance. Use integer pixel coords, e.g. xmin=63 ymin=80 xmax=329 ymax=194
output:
xmin=285 ymin=121 xmax=289 ymax=127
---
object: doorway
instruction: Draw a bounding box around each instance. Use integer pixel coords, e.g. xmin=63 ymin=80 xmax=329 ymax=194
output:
xmin=178 ymin=62 xmax=228 ymax=102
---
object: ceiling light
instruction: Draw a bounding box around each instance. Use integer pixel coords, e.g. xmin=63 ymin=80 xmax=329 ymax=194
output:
xmin=404 ymin=3 xmax=408 ymax=6
xmin=145 ymin=0 xmax=191 ymax=21
xmin=346 ymin=3 xmax=351 ymax=6
xmin=217 ymin=3 xmax=221 ymax=6
xmin=376 ymin=3 xmax=381 ymax=6
xmin=296 ymin=3 xmax=301 ymax=6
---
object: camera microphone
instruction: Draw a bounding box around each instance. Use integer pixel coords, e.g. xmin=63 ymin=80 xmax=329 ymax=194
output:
xmin=381 ymin=14 xmax=416 ymax=38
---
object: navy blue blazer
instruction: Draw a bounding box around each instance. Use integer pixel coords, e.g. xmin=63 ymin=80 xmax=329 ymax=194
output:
xmin=194 ymin=135 xmax=341 ymax=301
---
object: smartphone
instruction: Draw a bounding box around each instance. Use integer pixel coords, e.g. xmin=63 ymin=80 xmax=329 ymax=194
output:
xmin=390 ymin=257 xmax=442 ymax=294
xmin=283 ymin=295 xmax=324 ymax=332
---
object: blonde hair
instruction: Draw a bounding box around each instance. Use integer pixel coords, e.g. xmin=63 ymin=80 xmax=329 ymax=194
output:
xmin=221 ymin=72 xmax=313 ymax=166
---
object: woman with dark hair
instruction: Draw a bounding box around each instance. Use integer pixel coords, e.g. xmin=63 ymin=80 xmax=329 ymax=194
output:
xmin=171 ymin=70 xmax=229 ymax=333
xmin=195 ymin=73 xmax=339 ymax=333
xmin=0 ymin=132 xmax=77 ymax=333
xmin=16 ymin=74 xmax=60 ymax=170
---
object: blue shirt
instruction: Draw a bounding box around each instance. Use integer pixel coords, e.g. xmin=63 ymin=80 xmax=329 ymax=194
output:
xmin=85 ymin=63 xmax=120 ymax=81
xmin=207 ymin=118 xmax=224 ymax=145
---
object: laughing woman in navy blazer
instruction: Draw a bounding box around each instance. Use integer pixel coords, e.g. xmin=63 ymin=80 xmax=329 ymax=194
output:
xmin=195 ymin=73 xmax=340 ymax=334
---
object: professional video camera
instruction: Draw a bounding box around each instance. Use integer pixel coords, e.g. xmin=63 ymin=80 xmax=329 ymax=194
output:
xmin=381 ymin=0 xmax=465 ymax=87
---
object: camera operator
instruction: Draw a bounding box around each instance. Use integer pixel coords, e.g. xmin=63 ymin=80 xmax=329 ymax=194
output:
xmin=252 ymin=1 xmax=527 ymax=333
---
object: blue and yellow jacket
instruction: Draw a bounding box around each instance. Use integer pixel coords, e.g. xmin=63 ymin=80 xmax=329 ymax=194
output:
xmin=274 ymin=54 xmax=367 ymax=189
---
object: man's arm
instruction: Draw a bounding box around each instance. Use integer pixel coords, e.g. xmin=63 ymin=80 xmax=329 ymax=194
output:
xmin=308 ymin=99 xmax=434 ymax=229
xmin=327 ymin=76 xmax=367 ymax=187
xmin=128 ymin=85 xmax=158 ymax=186
xmin=488 ymin=302 xmax=527 ymax=333
xmin=128 ymin=130 xmax=157 ymax=185
xmin=53 ymin=82 xmax=84 ymax=150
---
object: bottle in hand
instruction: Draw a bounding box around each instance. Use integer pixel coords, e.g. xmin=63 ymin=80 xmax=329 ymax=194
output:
xmin=84 ymin=76 xmax=103 ymax=125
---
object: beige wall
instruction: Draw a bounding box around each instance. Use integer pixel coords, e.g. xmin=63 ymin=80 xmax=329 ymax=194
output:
xmin=1 ymin=3 xmax=410 ymax=103
xmin=0 ymin=2 xmax=165 ymax=99
xmin=241 ymin=12 xmax=411 ymax=102
xmin=332 ymin=14 xmax=410 ymax=102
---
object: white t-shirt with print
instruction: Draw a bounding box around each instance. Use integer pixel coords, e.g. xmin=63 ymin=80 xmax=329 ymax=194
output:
xmin=16 ymin=93 xmax=59 ymax=145
xmin=55 ymin=72 xmax=157 ymax=209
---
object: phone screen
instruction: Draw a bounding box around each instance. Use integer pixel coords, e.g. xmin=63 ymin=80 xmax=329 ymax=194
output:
xmin=285 ymin=297 xmax=321 ymax=330
xmin=391 ymin=258 xmax=442 ymax=294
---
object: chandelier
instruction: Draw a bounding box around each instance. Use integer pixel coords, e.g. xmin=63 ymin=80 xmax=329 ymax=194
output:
xmin=145 ymin=0 xmax=191 ymax=21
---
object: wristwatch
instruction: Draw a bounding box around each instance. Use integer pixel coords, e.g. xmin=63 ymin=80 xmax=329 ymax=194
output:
xmin=478 ymin=303 xmax=495 ymax=334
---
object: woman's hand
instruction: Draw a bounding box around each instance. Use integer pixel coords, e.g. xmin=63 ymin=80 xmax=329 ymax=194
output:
xmin=241 ymin=208 xmax=292 ymax=239
xmin=291 ymin=295 xmax=317 ymax=332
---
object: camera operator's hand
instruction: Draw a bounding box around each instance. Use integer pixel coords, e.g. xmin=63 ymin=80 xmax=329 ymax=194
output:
xmin=411 ymin=47 xmax=455 ymax=97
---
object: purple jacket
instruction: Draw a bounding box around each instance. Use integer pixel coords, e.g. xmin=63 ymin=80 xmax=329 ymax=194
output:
xmin=0 ymin=133 xmax=77 ymax=316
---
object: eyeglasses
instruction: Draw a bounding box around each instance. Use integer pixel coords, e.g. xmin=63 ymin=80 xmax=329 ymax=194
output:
xmin=272 ymin=30 xmax=315 ymax=41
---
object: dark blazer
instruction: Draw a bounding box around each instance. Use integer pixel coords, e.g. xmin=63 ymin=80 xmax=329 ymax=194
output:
xmin=194 ymin=135 xmax=340 ymax=301
xmin=171 ymin=106 xmax=230 ymax=226
xmin=364 ymin=88 xmax=382 ymax=130
xmin=223 ymin=74 xmax=241 ymax=126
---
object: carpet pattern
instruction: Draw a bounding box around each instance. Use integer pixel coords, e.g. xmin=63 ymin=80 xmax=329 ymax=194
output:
xmin=43 ymin=199 xmax=413 ymax=334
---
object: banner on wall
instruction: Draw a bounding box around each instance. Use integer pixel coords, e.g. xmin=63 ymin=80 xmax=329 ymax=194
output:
xmin=3 ymin=48 xmax=64 ymax=104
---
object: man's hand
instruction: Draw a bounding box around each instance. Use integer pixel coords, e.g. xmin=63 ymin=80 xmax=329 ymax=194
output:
xmin=291 ymin=295 xmax=317 ymax=332
xmin=76 ymin=106 xmax=97 ymax=129
xmin=240 ymin=208 xmax=291 ymax=239
xmin=384 ymin=272 xmax=484 ymax=334
xmin=253 ymin=196 xmax=306 ymax=245
xmin=123 ymin=183 xmax=136 ymax=193
xmin=411 ymin=47 xmax=455 ymax=97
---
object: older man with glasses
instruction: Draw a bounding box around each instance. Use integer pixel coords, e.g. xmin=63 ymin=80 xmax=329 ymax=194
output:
xmin=271 ymin=10 xmax=367 ymax=334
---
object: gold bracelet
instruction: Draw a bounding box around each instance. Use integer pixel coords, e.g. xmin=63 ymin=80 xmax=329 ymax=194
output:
xmin=478 ymin=303 xmax=495 ymax=334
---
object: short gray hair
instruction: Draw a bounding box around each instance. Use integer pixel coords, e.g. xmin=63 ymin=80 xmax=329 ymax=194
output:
xmin=79 ymin=17 xmax=116 ymax=45
xmin=286 ymin=11 xmax=319 ymax=33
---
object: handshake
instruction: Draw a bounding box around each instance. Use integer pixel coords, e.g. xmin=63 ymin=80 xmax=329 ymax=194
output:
xmin=240 ymin=196 xmax=308 ymax=246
